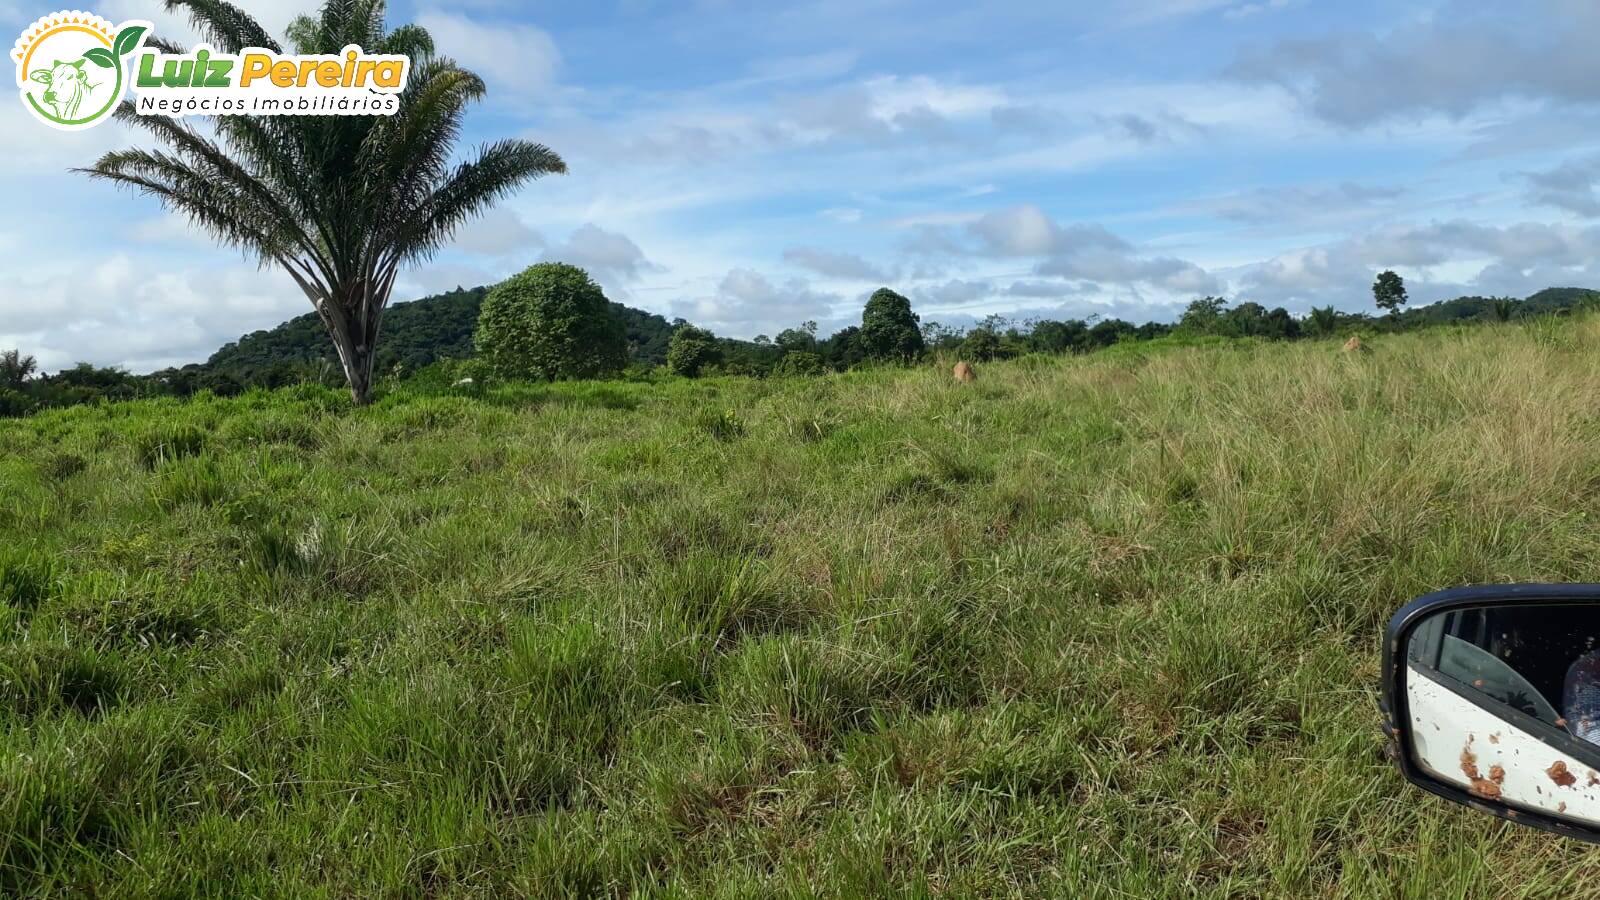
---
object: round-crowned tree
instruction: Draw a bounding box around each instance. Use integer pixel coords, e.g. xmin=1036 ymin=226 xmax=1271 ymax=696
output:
xmin=860 ymin=288 xmax=924 ymax=362
xmin=1373 ymin=270 xmax=1408 ymax=317
xmin=475 ymin=263 xmax=627 ymax=380
xmin=667 ymin=325 xmax=723 ymax=377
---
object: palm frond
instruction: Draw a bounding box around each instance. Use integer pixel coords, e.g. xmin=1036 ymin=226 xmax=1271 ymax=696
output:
xmin=162 ymin=0 xmax=281 ymax=52
xmin=379 ymin=24 xmax=433 ymax=59
xmin=387 ymin=139 xmax=566 ymax=266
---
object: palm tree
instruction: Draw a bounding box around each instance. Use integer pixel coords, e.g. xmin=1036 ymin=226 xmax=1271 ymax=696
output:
xmin=1 ymin=350 xmax=38 ymax=389
xmin=79 ymin=0 xmax=565 ymax=404
xmin=1308 ymin=305 xmax=1339 ymax=337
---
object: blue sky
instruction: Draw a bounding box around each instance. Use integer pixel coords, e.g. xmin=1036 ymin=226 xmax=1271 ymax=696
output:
xmin=4 ymin=0 xmax=1600 ymax=371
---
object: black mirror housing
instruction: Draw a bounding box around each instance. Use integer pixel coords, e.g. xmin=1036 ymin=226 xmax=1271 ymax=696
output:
xmin=1384 ymin=584 xmax=1600 ymax=843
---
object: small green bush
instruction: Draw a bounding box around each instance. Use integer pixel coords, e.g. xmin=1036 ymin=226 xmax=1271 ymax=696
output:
xmin=961 ymin=328 xmax=1003 ymax=362
xmin=773 ymin=351 xmax=824 ymax=377
xmin=0 ymin=387 xmax=37 ymax=418
xmin=219 ymin=410 xmax=322 ymax=449
xmin=717 ymin=635 xmax=888 ymax=745
xmin=667 ymin=326 xmax=722 ymax=378
xmin=777 ymin=409 xmax=836 ymax=443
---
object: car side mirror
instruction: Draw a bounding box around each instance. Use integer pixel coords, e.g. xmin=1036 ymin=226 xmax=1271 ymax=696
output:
xmin=1383 ymin=585 xmax=1600 ymax=842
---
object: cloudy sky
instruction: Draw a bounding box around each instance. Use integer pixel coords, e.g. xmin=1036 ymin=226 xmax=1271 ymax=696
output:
xmin=4 ymin=0 xmax=1600 ymax=371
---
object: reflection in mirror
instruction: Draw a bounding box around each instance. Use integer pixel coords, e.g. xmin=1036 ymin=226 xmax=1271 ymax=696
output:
xmin=1405 ymin=603 xmax=1600 ymax=826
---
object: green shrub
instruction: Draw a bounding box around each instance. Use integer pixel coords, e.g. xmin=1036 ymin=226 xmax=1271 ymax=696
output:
xmin=777 ymin=408 xmax=837 ymax=443
xmin=667 ymin=326 xmax=722 ymax=378
xmin=73 ymin=595 xmax=218 ymax=650
xmin=1525 ymin=315 xmax=1573 ymax=350
xmin=773 ymin=351 xmax=824 ymax=377
xmin=475 ymin=263 xmax=627 ymax=381
xmin=961 ymin=328 xmax=1003 ymax=362
xmin=0 ymin=388 xmax=36 ymax=418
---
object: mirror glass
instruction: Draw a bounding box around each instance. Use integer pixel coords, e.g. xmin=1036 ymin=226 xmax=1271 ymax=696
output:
xmin=1404 ymin=603 xmax=1600 ymax=826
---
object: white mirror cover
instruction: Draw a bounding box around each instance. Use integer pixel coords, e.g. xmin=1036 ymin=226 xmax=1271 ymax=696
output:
xmin=1408 ymin=664 xmax=1600 ymax=825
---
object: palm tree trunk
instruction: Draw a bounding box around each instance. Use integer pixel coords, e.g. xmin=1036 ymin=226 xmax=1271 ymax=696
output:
xmin=283 ymin=258 xmax=395 ymax=407
xmin=346 ymin=361 xmax=373 ymax=405
xmin=306 ymin=294 xmax=374 ymax=406
xmin=320 ymin=317 xmax=365 ymax=405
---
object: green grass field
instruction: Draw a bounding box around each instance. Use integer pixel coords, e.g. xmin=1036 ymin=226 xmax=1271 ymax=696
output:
xmin=4 ymin=321 xmax=1600 ymax=896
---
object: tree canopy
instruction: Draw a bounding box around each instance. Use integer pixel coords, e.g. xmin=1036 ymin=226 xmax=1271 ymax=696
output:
xmin=475 ymin=263 xmax=627 ymax=381
xmin=860 ymin=288 xmax=924 ymax=362
xmin=667 ymin=326 xmax=723 ymax=377
xmin=1373 ymin=270 xmax=1409 ymax=316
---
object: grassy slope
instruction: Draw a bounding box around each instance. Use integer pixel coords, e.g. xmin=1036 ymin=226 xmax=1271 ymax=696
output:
xmin=4 ymin=322 xmax=1600 ymax=896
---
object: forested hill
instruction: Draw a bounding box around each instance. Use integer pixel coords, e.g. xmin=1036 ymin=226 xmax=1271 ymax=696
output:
xmin=191 ymin=283 xmax=1600 ymax=390
xmin=1388 ymin=287 xmax=1600 ymax=328
xmin=201 ymin=286 xmax=680 ymax=386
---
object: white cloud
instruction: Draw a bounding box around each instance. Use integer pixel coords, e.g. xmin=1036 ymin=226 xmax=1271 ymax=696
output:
xmin=1235 ymin=219 xmax=1600 ymax=309
xmin=1224 ymin=0 xmax=1294 ymax=20
xmin=1207 ymin=182 xmax=1405 ymax=228
xmin=782 ymin=247 xmax=889 ymax=281
xmin=1228 ymin=0 xmax=1600 ymax=127
xmin=771 ymin=74 xmax=1010 ymax=145
xmin=671 ymin=269 xmax=843 ymax=336
xmin=905 ymin=204 xmax=1221 ymax=295
xmin=0 ymin=93 xmax=130 ymax=176
xmin=99 ymin=0 xmax=309 ymax=47
xmin=919 ymin=279 xmax=994 ymax=305
xmin=966 ymin=206 xmax=1127 ymax=258
xmin=2 ymin=255 xmax=300 ymax=372
xmin=454 ymin=208 xmax=546 ymax=257
xmin=1522 ymin=154 xmax=1600 ymax=218
xmin=415 ymin=11 xmax=561 ymax=97
xmin=541 ymin=224 xmax=657 ymax=287
xmin=1098 ymin=110 xmax=1208 ymax=145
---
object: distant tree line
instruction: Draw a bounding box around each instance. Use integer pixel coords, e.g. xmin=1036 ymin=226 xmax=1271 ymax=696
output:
xmin=3 ymin=270 xmax=1597 ymax=417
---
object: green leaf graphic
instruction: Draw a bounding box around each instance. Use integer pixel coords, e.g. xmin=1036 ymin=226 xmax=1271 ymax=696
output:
xmin=113 ymin=25 xmax=147 ymax=57
xmin=82 ymin=47 xmax=116 ymax=68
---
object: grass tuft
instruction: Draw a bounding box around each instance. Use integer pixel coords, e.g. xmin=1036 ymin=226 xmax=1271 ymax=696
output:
xmin=131 ymin=423 xmax=206 ymax=470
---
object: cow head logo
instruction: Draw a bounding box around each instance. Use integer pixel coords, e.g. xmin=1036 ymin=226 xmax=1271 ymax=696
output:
xmin=12 ymin=11 xmax=149 ymax=131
